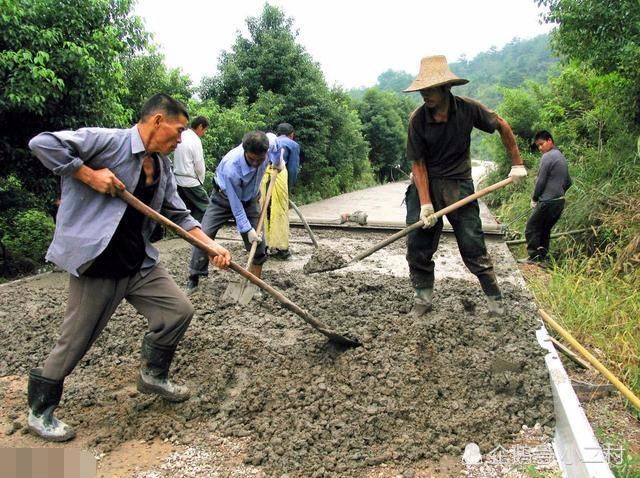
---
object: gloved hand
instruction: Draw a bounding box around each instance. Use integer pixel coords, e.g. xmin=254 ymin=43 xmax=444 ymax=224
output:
xmin=420 ymin=203 xmax=437 ymax=229
xmin=509 ymin=165 xmax=527 ymax=184
xmin=247 ymin=228 xmax=262 ymax=244
xmin=530 ymin=200 xmax=537 ymax=209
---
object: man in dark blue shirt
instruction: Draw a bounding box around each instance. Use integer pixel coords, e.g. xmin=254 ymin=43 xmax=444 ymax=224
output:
xmin=260 ymin=122 xmax=301 ymax=260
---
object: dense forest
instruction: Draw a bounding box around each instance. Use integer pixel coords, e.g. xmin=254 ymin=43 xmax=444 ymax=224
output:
xmin=0 ymin=0 xmax=638 ymax=410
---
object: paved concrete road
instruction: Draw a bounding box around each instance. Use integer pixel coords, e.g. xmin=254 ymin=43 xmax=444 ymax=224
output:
xmin=290 ymin=162 xmax=503 ymax=232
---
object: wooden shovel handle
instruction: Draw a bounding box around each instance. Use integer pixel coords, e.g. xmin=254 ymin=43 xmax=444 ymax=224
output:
xmin=116 ymin=188 xmax=331 ymax=332
xmin=349 ymin=177 xmax=514 ymax=264
xmin=289 ymin=199 xmax=319 ymax=248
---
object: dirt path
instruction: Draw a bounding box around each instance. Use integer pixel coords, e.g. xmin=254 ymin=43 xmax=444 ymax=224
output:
xmin=0 ymin=227 xmax=555 ymax=477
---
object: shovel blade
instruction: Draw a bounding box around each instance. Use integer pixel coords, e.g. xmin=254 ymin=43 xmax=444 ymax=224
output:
xmin=222 ymin=276 xmax=244 ymax=302
xmin=223 ymin=277 xmax=259 ymax=305
xmin=237 ymin=283 xmax=259 ymax=305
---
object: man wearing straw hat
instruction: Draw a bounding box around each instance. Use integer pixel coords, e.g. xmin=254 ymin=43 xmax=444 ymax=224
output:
xmin=403 ymin=55 xmax=527 ymax=317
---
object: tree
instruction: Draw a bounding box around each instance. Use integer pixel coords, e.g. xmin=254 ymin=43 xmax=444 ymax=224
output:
xmin=200 ymin=3 xmax=373 ymax=200
xmin=0 ymin=0 xmax=152 ymax=274
xmin=0 ymin=0 xmax=147 ymax=196
xmin=538 ymin=0 xmax=640 ymax=117
xmin=453 ymin=34 xmax=558 ymax=109
xmin=121 ymin=48 xmax=193 ymax=121
xmin=357 ymin=88 xmax=412 ymax=182
xmin=200 ymin=4 xmax=322 ymax=108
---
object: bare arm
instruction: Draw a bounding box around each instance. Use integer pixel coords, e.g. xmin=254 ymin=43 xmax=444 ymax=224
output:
xmin=496 ymin=116 xmax=523 ymax=166
xmin=411 ymin=160 xmax=431 ymax=205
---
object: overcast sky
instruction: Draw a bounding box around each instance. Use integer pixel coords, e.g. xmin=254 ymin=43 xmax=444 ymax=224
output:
xmin=133 ymin=0 xmax=553 ymax=90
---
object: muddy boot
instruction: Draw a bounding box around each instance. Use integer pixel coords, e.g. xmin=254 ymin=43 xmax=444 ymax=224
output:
xmin=271 ymin=249 xmax=291 ymax=260
xmin=27 ymin=368 xmax=76 ymax=442
xmin=486 ymin=295 xmax=505 ymax=316
xmin=410 ymin=288 xmax=433 ymax=317
xmin=137 ymin=339 xmax=190 ymax=403
xmin=185 ymin=275 xmax=199 ymax=291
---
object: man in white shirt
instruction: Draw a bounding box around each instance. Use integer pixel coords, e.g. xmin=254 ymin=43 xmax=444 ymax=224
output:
xmin=172 ymin=116 xmax=209 ymax=221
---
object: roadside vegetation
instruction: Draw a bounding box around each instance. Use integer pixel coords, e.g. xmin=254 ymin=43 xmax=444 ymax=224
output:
xmin=480 ymin=0 xmax=640 ymax=399
xmin=479 ymin=2 xmax=639 ymax=474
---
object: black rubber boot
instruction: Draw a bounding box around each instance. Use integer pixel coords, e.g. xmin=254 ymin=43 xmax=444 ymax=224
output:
xmin=27 ymin=368 xmax=76 ymax=442
xmin=185 ymin=275 xmax=199 ymax=291
xmin=137 ymin=338 xmax=190 ymax=402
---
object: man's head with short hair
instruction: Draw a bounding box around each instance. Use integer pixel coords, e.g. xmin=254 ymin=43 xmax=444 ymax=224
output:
xmin=533 ymin=130 xmax=555 ymax=153
xmin=191 ymin=116 xmax=209 ymax=138
xmin=276 ymin=122 xmax=294 ymax=136
xmin=138 ymin=93 xmax=189 ymax=155
xmin=534 ymin=130 xmax=553 ymax=143
xmin=139 ymin=93 xmax=189 ymax=122
xmin=242 ymin=130 xmax=269 ymax=168
xmin=191 ymin=116 xmax=209 ymax=129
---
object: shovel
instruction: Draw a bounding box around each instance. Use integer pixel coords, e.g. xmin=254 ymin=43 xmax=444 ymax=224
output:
xmin=115 ymin=189 xmax=361 ymax=348
xmin=309 ymin=177 xmax=514 ymax=273
xmin=223 ymin=170 xmax=278 ymax=305
xmin=289 ymin=199 xmax=319 ymax=248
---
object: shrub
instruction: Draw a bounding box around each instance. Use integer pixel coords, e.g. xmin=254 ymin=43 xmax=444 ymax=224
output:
xmin=2 ymin=209 xmax=54 ymax=262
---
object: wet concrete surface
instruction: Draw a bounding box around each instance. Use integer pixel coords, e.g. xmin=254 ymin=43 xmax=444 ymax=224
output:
xmin=0 ymin=226 xmax=554 ymax=477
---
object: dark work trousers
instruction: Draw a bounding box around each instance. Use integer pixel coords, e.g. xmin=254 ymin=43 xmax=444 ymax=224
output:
xmin=525 ymin=199 xmax=565 ymax=259
xmin=177 ymin=184 xmax=210 ymax=223
xmin=405 ymin=178 xmax=501 ymax=297
xmin=42 ymin=264 xmax=194 ymax=381
xmin=189 ymin=190 xmax=267 ymax=279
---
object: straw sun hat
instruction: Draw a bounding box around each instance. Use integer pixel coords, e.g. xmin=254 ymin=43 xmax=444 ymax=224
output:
xmin=404 ymin=55 xmax=468 ymax=92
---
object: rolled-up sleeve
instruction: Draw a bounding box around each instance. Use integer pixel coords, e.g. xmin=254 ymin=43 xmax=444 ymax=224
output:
xmin=29 ymin=129 xmax=104 ymax=176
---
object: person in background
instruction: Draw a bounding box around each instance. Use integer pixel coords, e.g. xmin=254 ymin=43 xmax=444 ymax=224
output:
xmin=521 ymin=130 xmax=572 ymax=264
xmin=403 ymin=55 xmax=527 ymax=317
xmin=186 ymin=130 xmax=285 ymax=290
xmin=27 ymin=93 xmax=231 ymax=442
xmin=260 ymin=122 xmax=301 ymax=260
xmin=172 ymin=116 xmax=210 ymax=222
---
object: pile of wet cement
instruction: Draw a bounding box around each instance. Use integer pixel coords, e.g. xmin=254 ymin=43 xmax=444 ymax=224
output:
xmin=0 ymin=244 xmax=554 ymax=477
xmin=302 ymin=246 xmax=348 ymax=274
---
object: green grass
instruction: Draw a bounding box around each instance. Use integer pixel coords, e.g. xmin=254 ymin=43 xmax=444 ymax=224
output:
xmin=526 ymin=254 xmax=640 ymax=396
xmin=593 ymin=429 xmax=640 ymax=478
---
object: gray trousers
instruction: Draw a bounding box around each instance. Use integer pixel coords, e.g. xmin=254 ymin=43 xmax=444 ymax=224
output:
xmin=405 ymin=178 xmax=501 ymax=297
xmin=42 ymin=264 xmax=193 ymax=380
xmin=189 ymin=190 xmax=267 ymax=278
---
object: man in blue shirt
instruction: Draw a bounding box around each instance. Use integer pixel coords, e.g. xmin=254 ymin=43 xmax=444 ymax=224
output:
xmin=27 ymin=93 xmax=231 ymax=442
xmin=260 ymin=122 xmax=301 ymax=260
xmin=187 ymin=130 xmax=284 ymax=289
